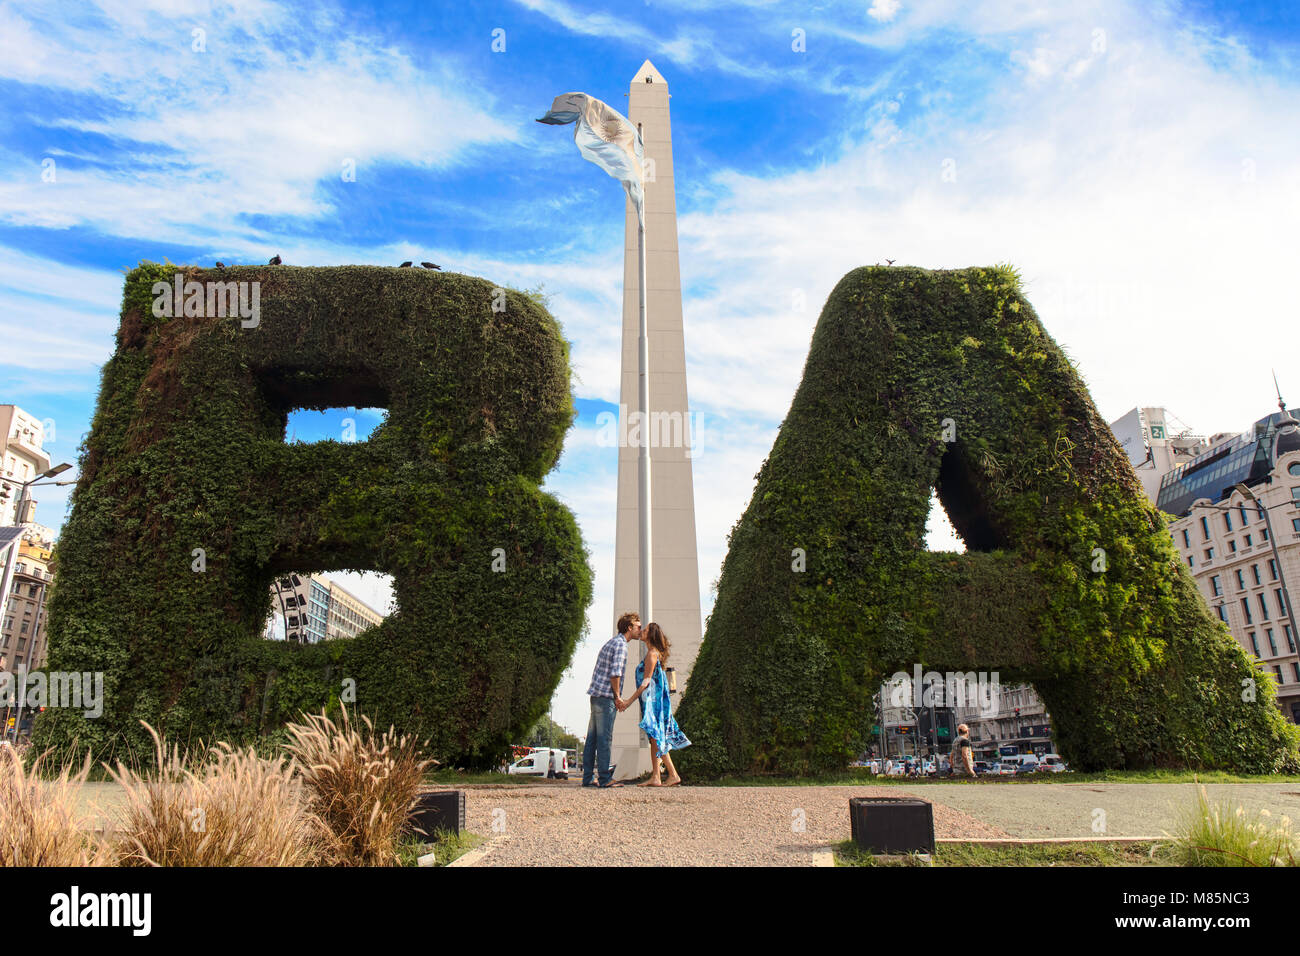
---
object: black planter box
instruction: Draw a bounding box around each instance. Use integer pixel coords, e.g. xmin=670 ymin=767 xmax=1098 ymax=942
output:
xmin=408 ymin=790 xmax=466 ymax=839
xmin=848 ymin=797 xmax=934 ymax=854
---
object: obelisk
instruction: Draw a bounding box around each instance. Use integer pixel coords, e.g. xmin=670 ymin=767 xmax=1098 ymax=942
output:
xmin=609 ymin=60 xmax=703 ymax=779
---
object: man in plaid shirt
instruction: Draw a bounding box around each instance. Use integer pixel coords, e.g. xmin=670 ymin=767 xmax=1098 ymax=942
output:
xmin=582 ymin=611 xmax=642 ymax=787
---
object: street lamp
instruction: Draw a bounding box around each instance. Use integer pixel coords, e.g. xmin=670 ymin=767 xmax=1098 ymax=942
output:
xmin=10 ymin=462 xmax=72 ymax=525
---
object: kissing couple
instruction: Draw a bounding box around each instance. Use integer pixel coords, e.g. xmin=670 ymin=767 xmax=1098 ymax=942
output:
xmin=582 ymin=611 xmax=691 ymax=788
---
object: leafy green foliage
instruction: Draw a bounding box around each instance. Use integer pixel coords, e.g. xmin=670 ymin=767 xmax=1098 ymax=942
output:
xmin=675 ymin=265 xmax=1299 ymax=777
xmin=33 ymin=263 xmax=593 ymax=767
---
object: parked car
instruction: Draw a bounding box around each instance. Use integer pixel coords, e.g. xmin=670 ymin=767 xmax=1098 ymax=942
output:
xmin=1015 ymin=762 xmax=1041 ymax=775
xmin=1038 ymin=754 xmax=1068 ymax=773
xmin=507 ymin=748 xmax=568 ymax=778
xmin=992 ymin=762 xmax=1018 ymax=775
xmin=972 ymin=760 xmax=992 ymax=775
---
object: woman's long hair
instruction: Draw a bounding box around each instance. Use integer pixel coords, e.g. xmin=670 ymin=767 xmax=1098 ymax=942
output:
xmin=644 ymin=622 xmax=670 ymax=663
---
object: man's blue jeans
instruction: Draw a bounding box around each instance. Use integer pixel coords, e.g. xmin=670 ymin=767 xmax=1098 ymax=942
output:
xmin=583 ymin=695 xmax=617 ymax=786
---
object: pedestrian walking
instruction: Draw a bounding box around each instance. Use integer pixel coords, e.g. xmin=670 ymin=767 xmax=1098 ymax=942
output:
xmin=952 ymin=723 xmax=975 ymax=777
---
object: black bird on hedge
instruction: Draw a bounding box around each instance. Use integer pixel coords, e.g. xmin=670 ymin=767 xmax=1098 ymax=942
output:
xmin=421 ymin=261 xmax=441 ymax=270
xmin=399 ymin=261 xmax=413 ymax=267
xmin=885 ymin=259 xmax=895 ymax=266
xmin=269 ymin=254 xmax=282 ymax=265
xmin=215 ymin=261 xmax=225 ymax=269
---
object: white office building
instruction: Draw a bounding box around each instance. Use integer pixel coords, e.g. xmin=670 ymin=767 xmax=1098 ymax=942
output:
xmin=1158 ymin=406 xmax=1300 ymax=723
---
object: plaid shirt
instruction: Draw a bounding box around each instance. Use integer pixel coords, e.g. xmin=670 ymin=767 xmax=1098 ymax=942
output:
xmin=587 ymin=634 xmax=628 ymax=698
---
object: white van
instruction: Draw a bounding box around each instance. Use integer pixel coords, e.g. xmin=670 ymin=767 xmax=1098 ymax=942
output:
xmin=508 ymin=748 xmax=569 ymax=778
xmin=1038 ymin=753 xmax=1067 ymax=772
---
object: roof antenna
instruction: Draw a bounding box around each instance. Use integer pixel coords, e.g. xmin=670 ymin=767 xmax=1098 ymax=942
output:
xmin=1274 ymin=369 xmax=1286 ymax=414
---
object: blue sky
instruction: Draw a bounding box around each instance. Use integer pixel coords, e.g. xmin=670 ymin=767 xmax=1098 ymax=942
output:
xmin=3 ymin=0 xmax=1300 ymax=734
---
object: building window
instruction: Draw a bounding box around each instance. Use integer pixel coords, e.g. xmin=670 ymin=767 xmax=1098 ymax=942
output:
xmin=18 ymin=622 xmax=27 ymax=635
xmin=1244 ymin=533 xmax=1253 ymax=547
xmin=1270 ymin=558 xmax=1280 ymax=581
xmin=1274 ymin=666 xmax=1284 ymax=683
xmin=1242 ymin=598 xmax=1253 ymax=624
xmin=1224 ymin=513 xmax=1234 ymax=532
xmin=1188 ymin=556 xmax=1194 ymax=567
xmin=1241 ymin=505 xmax=1251 ymax=525
xmin=1252 ymin=564 xmax=1262 ymax=585
xmin=1262 ymin=525 xmax=1270 ymax=542
xmin=1293 ymin=487 xmax=1300 ymax=502
xmin=1259 ymin=593 xmax=1271 ymax=620
xmin=1211 ymin=575 xmax=1222 ymax=596
xmin=1228 ymin=539 xmax=1237 ymax=553
xmin=1200 ymin=516 xmax=1210 ymax=540
xmin=1277 ymin=589 xmax=1289 ymax=619
xmin=1292 ymin=517 xmax=1300 ymax=534
xmin=1236 ymin=569 xmax=1246 ymax=590
xmin=1250 ymin=632 xmax=1260 ymax=656
xmin=1268 ymin=629 xmax=1278 ymax=656
xmin=1287 ymin=625 xmax=1296 ymax=653
xmin=1205 ymin=548 xmax=1215 ymax=561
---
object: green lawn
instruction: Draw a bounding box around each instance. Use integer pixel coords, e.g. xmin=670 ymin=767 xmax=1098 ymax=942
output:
xmin=398 ymin=831 xmax=486 ymax=867
xmin=834 ymin=840 xmax=1171 ymax=866
xmin=424 ymin=769 xmax=544 ymax=785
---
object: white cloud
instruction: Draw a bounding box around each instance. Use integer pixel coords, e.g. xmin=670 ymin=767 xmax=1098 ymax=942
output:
xmin=869 ymin=0 xmax=902 ymax=23
xmin=0 ymin=2 xmax=513 ymax=247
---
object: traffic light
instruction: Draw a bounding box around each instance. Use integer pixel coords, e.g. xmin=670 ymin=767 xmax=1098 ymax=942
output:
xmin=919 ymin=707 xmax=956 ymax=741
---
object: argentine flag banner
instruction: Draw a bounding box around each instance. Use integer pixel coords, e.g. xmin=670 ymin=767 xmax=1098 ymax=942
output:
xmin=537 ymin=92 xmax=645 ymax=226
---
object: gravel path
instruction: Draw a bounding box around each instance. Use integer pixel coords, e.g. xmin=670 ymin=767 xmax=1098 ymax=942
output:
xmin=448 ymin=782 xmax=1010 ymax=867
xmin=68 ymin=778 xmax=1300 ymax=865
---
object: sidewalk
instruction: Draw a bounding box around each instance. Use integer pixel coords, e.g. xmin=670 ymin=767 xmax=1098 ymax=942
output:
xmin=891 ymin=781 xmax=1300 ymax=839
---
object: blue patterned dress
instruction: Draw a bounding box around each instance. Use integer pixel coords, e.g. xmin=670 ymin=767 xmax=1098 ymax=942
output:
xmin=636 ymin=658 xmax=691 ymax=754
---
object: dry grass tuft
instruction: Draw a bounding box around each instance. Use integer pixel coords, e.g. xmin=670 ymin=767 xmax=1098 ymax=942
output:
xmin=0 ymin=745 xmax=108 ymax=866
xmin=1166 ymin=783 xmax=1298 ymax=867
xmin=283 ymin=709 xmax=435 ymax=866
xmin=108 ymin=724 xmax=319 ymax=866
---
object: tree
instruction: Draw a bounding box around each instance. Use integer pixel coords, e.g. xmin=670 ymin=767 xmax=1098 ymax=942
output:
xmin=526 ymin=715 xmax=578 ymax=750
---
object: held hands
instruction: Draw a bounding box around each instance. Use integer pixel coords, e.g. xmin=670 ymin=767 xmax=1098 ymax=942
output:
xmin=615 ymin=697 xmax=628 ymax=712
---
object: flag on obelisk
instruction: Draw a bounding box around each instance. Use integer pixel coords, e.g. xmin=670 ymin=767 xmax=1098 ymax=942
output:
xmin=537 ymin=92 xmax=646 ymax=226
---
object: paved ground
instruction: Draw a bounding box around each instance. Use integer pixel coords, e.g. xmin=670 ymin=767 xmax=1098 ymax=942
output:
xmin=889 ymin=781 xmax=1300 ymax=839
xmin=452 ymin=782 xmax=1011 ymax=866
xmin=67 ymin=778 xmax=1300 ymax=865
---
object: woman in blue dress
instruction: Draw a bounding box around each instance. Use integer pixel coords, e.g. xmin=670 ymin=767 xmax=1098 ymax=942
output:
xmin=626 ymin=622 xmax=690 ymax=786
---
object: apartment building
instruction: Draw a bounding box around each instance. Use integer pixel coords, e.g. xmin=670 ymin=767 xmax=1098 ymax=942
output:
xmin=1160 ymin=407 xmax=1300 ymax=723
xmin=265 ymin=573 xmax=385 ymax=644
xmin=1 ymin=529 xmax=55 ymax=671
xmin=0 ymin=406 xmax=51 ymax=527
